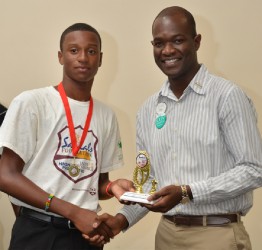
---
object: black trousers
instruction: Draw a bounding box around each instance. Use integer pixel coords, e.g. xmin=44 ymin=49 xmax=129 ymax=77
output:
xmin=9 ymin=214 xmax=103 ymax=250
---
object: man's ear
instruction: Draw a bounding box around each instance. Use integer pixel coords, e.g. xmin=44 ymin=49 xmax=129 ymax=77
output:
xmin=194 ymin=34 xmax=201 ymax=51
xmin=58 ymin=51 xmax=63 ymax=65
xmin=99 ymin=52 xmax=103 ymax=67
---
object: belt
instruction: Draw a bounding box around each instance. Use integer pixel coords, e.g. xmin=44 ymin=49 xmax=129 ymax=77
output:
xmin=164 ymin=214 xmax=240 ymax=226
xmin=20 ymin=207 xmax=76 ymax=229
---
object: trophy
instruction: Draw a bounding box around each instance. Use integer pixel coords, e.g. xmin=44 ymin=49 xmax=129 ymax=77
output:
xmin=120 ymin=151 xmax=157 ymax=204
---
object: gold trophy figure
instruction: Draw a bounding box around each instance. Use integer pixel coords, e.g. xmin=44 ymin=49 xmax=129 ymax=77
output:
xmin=120 ymin=150 xmax=157 ymax=204
xmin=133 ymin=151 xmax=150 ymax=193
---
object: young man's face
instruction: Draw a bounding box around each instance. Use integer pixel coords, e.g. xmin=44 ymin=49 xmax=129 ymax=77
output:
xmin=58 ymin=30 xmax=102 ymax=84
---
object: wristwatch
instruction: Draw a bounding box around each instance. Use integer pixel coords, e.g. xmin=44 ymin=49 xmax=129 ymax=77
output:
xmin=180 ymin=185 xmax=190 ymax=204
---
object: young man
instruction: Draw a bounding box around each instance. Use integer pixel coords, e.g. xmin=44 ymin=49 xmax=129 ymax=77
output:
xmin=93 ymin=6 xmax=262 ymax=250
xmin=0 ymin=23 xmax=133 ymax=250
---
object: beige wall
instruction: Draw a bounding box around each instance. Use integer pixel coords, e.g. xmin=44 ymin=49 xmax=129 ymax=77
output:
xmin=0 ymin=0 xmax=261 ymax=249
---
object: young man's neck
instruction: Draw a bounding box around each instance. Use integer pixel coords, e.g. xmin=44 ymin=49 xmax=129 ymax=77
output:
xmin=60 ymin=80 xmax=93 ymax=102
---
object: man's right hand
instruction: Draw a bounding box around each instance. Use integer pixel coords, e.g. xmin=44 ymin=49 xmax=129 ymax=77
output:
xmin=82 ymin=213 xmax=128 ymax=246
xmin=69 ymin=207 xmax=114 ymax=244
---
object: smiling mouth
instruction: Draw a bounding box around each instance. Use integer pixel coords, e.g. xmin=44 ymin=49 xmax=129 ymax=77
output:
xmin=162 ymin=58 xmax=180 ymax=66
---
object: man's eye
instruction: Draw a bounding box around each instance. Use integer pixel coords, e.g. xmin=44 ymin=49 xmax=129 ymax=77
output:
xmin=88 ymin=48 xmax=97 ymax=55
xmin=152 ymin=41 xmax=163 ymax=48
xmin=174 ymin=39 xmax=183 ymax=44
xmin=70 ymin=48 xmax=78 ymax=53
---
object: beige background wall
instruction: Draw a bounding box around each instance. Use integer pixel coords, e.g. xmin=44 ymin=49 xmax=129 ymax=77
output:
xmin=0 ymin=0 xmax=261 ymax=249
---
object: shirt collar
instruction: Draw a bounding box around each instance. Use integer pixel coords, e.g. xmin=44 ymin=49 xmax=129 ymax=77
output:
xmin=159 ymin=64 xmax=208 ymax=100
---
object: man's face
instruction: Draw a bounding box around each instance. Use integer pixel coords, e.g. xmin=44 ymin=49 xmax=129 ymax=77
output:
xmin=58 ymin=30 xmax=102 ymax=84
xmin=152 ymin=14 xmax=200 ymax=81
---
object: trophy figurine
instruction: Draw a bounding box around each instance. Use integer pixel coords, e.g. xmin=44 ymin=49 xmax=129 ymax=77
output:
xmin=120 ymin=151 xmax=157 ymax=204
xmin=150 ymin=179 xmax=158 ymax=194
xmin=133 ymin=151 xmax=150 ymax=193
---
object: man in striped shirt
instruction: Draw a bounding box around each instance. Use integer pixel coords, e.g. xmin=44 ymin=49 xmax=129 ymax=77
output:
xmin=92 ymin=6 xmax=262 ymax=250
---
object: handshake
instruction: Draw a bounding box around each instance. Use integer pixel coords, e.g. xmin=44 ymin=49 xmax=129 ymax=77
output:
xmin=79 ymin=178 xmax=137 ymax=247
xmin=82 ymin=211 xmax=129 ymax=247
xmin=78 ymin=176 xmax=159 ymax=247
xmin=78 ymin=179 xmax=187 ymax=247
xmin=79 ymin=152 xmax=157 ymax=247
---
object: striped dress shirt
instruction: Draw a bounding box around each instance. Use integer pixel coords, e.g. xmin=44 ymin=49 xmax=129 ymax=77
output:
xmin=120 ymin=64 xmax=262 ymax=228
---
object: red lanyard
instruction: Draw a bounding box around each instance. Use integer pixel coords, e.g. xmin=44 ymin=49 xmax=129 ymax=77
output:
xmin=58 ymin=82 xmax=93 ymax=156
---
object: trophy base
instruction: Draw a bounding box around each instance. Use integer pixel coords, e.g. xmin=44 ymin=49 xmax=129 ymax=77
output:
xmin=120 ymin=192 xmax=155 ymax=204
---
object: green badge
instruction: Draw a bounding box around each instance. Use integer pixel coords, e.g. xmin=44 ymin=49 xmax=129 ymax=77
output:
xmin=155 ymin=115 xmax=166 ymax=129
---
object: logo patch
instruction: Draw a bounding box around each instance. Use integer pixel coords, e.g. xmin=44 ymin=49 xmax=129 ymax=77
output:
xmin=53 ymin=125 xmax=98 ymax=183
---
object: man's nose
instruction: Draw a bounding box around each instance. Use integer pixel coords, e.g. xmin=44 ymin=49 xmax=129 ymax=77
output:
xmin=162 ymin=42 xmax=176 ymax=54
xmin=78 ymin=51 xmax=88 ymax=62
